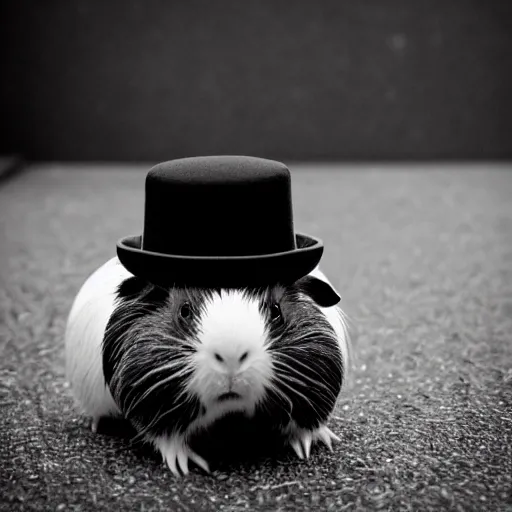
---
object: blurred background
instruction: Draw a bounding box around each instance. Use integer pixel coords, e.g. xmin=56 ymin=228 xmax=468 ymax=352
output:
xmin=1 ymin=0 xmax=511 ymax=165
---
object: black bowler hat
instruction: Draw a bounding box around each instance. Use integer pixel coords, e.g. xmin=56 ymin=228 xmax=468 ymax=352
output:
xmin=116 ymin=155 xmax=325 ymax=288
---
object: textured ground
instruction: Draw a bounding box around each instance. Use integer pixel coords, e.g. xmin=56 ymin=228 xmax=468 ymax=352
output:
xmin=0 ymin=163 xmax=511 ymax=511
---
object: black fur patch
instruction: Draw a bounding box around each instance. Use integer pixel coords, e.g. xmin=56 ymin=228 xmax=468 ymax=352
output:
xmin=255 ymin=282 xmax=344 ymax=432
xmin=102 ymin=276 xmax=168 ymax=386
xmin=102 ymin=278 xmax=215 ymax=438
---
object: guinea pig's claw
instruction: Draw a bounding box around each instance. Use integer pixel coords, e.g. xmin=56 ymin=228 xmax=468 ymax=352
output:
xmin=290 ymin=439 xmax=305 ymax=459
xmin=157 ymin=435 xmax=210 ymax=477
xmin=290 ymin=432 xmax=313 ymax=459
xmin=91 ymin=418 xmax=99 ymax=434
xmin=317 ymin=425 xmax=341 ymax=451
xmin=186 ymin=449 xmax=210 ymax=475
xmin=290 ymin=425 xmax=341 ymax=459
xmin=177 ymin=449 xmax=189 ymax=476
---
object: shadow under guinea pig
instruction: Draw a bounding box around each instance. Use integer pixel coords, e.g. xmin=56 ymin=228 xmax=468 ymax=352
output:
xmin=94 ymin=413 xmax=293 ymax=473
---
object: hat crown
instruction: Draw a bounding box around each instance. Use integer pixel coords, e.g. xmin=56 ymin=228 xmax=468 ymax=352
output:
xmin=141 ymin=156 xmax=297 ymax=257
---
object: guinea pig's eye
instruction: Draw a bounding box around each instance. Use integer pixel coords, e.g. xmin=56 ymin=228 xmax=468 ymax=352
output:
xmin=180 ymin=303 xmax=192 ymax=320
xmin=269 ymin=303 xmax=282 ymax=322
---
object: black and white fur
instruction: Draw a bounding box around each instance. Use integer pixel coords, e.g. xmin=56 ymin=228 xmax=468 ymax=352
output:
xmin=65 ymin=257 xmax=350 ymax=476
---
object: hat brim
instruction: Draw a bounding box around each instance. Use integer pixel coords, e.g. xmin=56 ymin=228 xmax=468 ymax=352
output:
xmin=116 ymin=233 xmax=324 ymax=288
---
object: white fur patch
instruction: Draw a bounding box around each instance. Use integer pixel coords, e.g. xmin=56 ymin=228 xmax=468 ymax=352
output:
xmin=186 ymin=290 xmax=272 ymax=431
xmin=64 ymin=257 xmax=129 ymax=421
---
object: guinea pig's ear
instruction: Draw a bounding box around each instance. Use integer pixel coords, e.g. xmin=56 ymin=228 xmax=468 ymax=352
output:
xmin=296 ymin=274 xmax=341 ymax=308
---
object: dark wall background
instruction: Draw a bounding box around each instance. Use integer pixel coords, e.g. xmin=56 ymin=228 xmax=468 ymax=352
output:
xmin=1 ymin=1 xmax=511 ymax=162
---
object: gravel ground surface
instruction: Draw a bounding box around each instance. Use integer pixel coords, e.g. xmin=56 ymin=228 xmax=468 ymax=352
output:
xmin=1 ymin=163 xmax=511 ymax=511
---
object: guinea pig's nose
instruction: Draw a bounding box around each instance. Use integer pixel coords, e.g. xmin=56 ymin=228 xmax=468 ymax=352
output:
xmin=213 ymin=351 xmax=250 ymax=373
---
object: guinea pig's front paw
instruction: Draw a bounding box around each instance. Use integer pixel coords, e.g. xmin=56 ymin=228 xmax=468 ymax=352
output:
xmin=155 ymin=434 xmax=210 ymax=477
xmin=288 ymin=424 xmax=341 ymax=460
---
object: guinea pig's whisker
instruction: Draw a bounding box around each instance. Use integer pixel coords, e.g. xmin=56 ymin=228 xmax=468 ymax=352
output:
xmin=271 ymin=356 xmax=339 ymax=400
xmin=337 ymin=315 xmax=350 ymax=341
xmin=124 ymin=379 xmax=193 ymax=419
xmin=123 ymin=380 xmax=191 ymax=420
xmin=132 ymin=364 xmax=194 ymax=397
xmin=120 ymin=358 xmax=194 ymax=412
xmin=133 ymin=393 xmax=197 ymax=440
xmin=264 ymin=383 xmax=294 ymax=414
xmin=270 ymin=376 xmax=323 ymax=418
xmin=337 ymin=307 xmax=352 ymax=328
xmin=273 ymin=357 xmax=337 ymax=405
xmin=272 ymin=364 xmax=328 ymax=400
xmin=127 ymin=358 xmax=193 ymax=389
xmin=275 ymin=349 xmax=342 ymax=377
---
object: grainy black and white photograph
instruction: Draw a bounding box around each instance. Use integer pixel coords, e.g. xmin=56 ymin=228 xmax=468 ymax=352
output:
xmin=1 ymin=2 xmax=511 ymax=511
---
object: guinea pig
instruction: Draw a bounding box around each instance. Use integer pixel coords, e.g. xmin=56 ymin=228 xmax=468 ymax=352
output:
xmin=64 ymin=256 xmax=350 ymax=476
